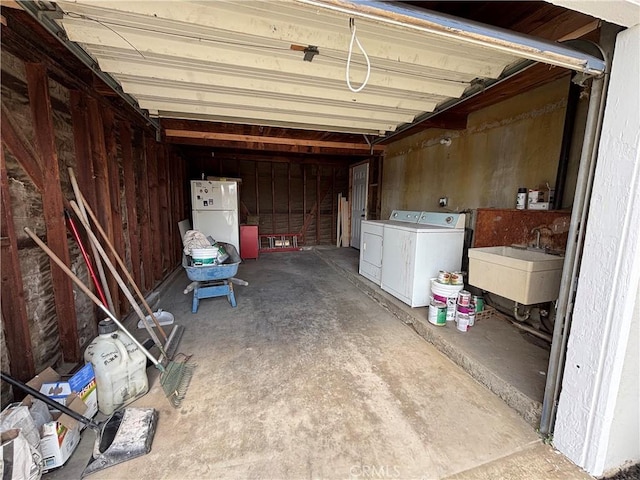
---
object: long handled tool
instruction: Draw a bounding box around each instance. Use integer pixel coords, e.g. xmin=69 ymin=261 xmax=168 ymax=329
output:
xmin=25 ymin=227 xmax=195 ymax=408
xmin=1 ymin=371 xmax=157 ymax=478
xmin=67 ymin=172 xmax=116 ymax=315
xmin=68 ymin=168 xmax=184 ymax=359
xmin=69 ymin=167 xmax=168 ymax=340
xmin=65 ymin=209 xmax=109 ymax=307
xmin=68 ymin=201 xmax=167 ymax=358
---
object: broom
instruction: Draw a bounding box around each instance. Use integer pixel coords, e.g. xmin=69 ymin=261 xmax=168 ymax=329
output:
xmin=25 ymin=227 xmax=195 ymax=408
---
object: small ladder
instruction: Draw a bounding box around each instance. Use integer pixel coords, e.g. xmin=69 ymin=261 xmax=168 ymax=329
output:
xmin=259 ymin=233 xmax=302 ymax=253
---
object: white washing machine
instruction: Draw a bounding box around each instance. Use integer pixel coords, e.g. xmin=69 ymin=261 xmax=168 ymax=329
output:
xmin=358 ymin=210 xmax=465 ymax=307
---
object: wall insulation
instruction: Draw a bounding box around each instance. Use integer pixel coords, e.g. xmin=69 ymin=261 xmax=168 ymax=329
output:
xmin=1 ymin=43 xmax=187 ymax=400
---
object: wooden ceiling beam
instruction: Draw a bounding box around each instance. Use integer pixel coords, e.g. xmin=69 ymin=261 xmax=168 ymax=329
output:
xmin=170 ymin=137 xmax=375 ymax=157
xmin=179 ymin=148 xmax=367 ymax=166
xmin=161 ymin=118 xmax=369 ymax=143
xmin=165 ymin=129 xmax=385 ymax=151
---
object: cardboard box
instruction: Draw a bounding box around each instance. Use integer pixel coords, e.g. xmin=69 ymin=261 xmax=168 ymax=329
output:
xmin=40 ymin=382 xmax=72 ymax=405
xmin=529 ymin=202 xmax=550 ymax=210
xmin=528 ymin=189 xmax=544 ymax=204
xmin=21 ymin=365 xmax=97 ymax=471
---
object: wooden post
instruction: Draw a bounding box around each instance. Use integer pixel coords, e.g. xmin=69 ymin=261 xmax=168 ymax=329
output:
xmin=302 ymin=166 xmax=307 ymax=243
xmin=137 ymin=133 xmax=153 ymax=290
xmin=69 ymin=91 xmax=99 ymax=226
xmin=332 ymin=167 xmax=336 ymax=244
xmin=157 ymin=145 xmax=170 ymax=274
xmin=255 ymin=162 xmax=259 ymax=219
xmin=316 ymin=166 xmax=321 ymax=245
xmin=271 ymin=162 xmax=275 ymax=234
xmin=145 ymin=137 xmax=162 ymax=283
xmin=102 ymin=109 xmax=127 ymax=310
xmin=1 ymin=147 xmax=35 ymax=380
xmin=25 ymin=63 xmax=80 ymax=362
xmin=119 ymin=122 xmax=142 ymax=286
xmin=287 ymin=162 xmax=291 ymax=233
xmin=86 ymin=96 xmax=119 ymax=317
xmin=170 ymin=150 xmax=183 ymax=264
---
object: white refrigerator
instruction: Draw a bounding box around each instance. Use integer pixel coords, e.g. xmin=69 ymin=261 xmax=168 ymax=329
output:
xmin=190 ymin=180 xmax=240 ymax=251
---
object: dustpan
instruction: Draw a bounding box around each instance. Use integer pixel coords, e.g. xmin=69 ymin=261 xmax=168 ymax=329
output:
xmin=1 ymin=372 xmax=158 ymax=478
xmin=138 ymin=309 xmax=175 ymax=329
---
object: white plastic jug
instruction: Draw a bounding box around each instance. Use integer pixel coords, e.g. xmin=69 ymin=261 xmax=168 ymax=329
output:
xmin=84 ymin=320 xmax=149 ymax=415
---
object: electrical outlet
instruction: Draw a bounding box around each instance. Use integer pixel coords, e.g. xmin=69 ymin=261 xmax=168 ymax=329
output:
xmin=439 ymin=197 xmax=448 ymax=207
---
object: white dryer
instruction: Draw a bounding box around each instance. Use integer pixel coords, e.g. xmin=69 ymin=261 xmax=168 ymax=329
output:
xmin=359 ymin=220 xmax=385 ymax=284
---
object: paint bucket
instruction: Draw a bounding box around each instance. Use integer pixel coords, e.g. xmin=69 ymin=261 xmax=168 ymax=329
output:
xmin=430 ymin=279 xmax=464 ymax=322
xmin=457 ymin=290 xmax=472 ymax=307
xmin=428 ymin=300 xmax=447 ymax=326
xmin=457 ymin=304 xmax=475 ymax=327
xmin=191 ymin=247 xmax=216 ymax=265
xmin=450 ymin=272 xmax=464 ymax=285
xmin=473 ymin=295 xmax=484 ymax=313
xmin=456 ymin=313 xmax=469 ymax=332
xmin=436 ymin=270 xmax=451 ymax=284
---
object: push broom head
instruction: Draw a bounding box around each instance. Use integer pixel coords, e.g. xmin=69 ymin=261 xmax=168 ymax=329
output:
xmin=161 ymin=354 xmax=197 ymax=408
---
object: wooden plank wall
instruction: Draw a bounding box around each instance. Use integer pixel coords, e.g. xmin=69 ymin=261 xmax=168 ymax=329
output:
xmin=0 ymin=48 xmax=186 ymax=395
xmin=187 ymin=158 xmax=349 ymax=246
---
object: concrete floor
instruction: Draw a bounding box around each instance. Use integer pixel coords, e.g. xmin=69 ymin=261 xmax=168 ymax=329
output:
xmin=46 ymin=249 xmax=591 ymax=480
xmin=316 ymin=247 xmax=551 ymax=427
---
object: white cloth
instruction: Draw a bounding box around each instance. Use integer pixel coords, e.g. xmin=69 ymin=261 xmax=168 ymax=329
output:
xmin=182 ymin=230 xmax=212 ymax=255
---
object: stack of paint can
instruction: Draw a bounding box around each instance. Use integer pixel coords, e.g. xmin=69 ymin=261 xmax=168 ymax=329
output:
xmin=429 ymin=271 xmax=465 ymax=325
xmin=455 ymin=292 xmax=485 ymax=332
xmin=455 ymin=290 xmax=474 ymax=332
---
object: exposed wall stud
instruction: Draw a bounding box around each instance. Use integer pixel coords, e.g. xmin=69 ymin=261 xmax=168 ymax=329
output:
xmin=1 ymin=147 xmax=36 ymax=381
xmin=26 ymin=62 xmax=80 ymax=362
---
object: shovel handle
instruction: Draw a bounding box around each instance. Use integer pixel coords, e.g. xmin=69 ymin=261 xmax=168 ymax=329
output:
xmin=68 ymin=201 xmax=167 ymax=357
xmin=24 ymin=227 xmax=163 ymax=370
xmin=68 ymin=168 xmax=168 ymax=340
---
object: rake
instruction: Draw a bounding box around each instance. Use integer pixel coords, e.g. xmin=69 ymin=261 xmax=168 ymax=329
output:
xmin=25 ymin=227 xmax=195 ymax=408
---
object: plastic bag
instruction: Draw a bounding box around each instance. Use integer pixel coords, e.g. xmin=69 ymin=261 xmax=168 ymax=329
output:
xmin=212 ymin=242 xmax=229 ymax=264
xmin=0 ymin=429 xmax=43 ymax=480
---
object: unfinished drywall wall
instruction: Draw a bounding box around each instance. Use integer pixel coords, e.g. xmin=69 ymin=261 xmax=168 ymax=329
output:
xmin=382 ymin=76 xmax=572 ymax=217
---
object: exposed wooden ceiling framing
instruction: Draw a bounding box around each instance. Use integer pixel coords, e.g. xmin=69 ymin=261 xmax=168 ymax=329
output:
xmin=4 ymin=1 xmax=603 ymax=162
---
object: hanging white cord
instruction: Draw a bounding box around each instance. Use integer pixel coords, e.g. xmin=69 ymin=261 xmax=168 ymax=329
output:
xmin=346 ymin=18 xmax=371 ymax=93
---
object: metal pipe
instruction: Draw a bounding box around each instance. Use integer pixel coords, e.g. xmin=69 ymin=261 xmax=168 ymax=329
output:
xmin=509 ymin=320 xmax=552 ymax=343
xmin=553 ymin=81 xmax=582 ymax=210
xmin=539 ymin=53 xmax=610 ymax=435
xmin=513 ymin=302 xmax=532 ymax=322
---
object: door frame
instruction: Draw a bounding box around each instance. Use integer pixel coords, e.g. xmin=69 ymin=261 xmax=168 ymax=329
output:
xmin=349 ymin=160 xmax=369 ymax=249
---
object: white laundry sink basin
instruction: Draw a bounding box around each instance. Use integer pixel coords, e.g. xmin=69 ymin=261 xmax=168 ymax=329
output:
xmin=468 ymin=246 xmax=564 ymax=304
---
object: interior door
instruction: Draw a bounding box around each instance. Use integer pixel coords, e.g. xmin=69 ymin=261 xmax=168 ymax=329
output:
xmin=350 ymin=163 xmax=369 ymax=248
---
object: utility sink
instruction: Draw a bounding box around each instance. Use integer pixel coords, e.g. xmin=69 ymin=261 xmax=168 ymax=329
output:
xmin=468 ymin=246 xmax=565 ymax=305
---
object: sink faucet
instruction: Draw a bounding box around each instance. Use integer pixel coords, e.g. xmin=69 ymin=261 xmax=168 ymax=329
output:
xmin=531 ymin=227 xmax=542 ymax=249
xmin=530 ymin=226 xmax=552 ymax=250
